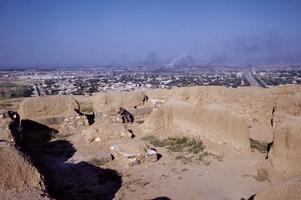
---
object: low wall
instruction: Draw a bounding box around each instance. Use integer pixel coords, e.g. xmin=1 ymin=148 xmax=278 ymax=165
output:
xmin=143 ymin=99 xmax=250 ymax=152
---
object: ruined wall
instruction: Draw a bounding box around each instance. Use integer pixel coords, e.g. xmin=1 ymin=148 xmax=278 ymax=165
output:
xmin=18 ymin=96 xmax=79 ymax=128
xmin=270 ymin=93 xmax=301 ymax=176
xmin=270 ymin=119 xmax=301 ymax=176
xmin=142 ymin=104 xmax=172 ymax=132
xmin=143 ymin=99 xmax=250 ymax=152
xmin=269 ymin=93 xmax=301 ymax=176
xmin=93 ymin=91 xmax=147 ymax=115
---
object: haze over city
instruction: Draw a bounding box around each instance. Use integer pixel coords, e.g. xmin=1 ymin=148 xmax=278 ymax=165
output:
xmin=1 ymin=0 xmax=301 ymax=67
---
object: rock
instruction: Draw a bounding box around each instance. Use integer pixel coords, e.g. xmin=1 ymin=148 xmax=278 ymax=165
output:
xmin=146 ymin=149 xmax=158 ymax=162
xmin=128 ymin=158 xmax=141 ymax=167
xmin=60 ymin=112 xmax=89 ymax=132
xmin=110 ymin=141 xmax=158 ymax=167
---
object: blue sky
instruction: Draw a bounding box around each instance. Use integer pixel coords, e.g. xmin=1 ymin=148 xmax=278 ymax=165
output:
xmin=0 ymin=0 xmax=301 ymax=66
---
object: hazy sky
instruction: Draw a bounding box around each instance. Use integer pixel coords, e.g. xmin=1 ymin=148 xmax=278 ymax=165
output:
xmin=0 ymin=0 xmax=301 ymax=66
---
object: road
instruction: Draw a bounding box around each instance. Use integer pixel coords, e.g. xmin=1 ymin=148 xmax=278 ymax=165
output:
xmin=33 ymin=83 xmax=46 ymax=96
xmin=243 ymin=70 xmax=260 ymax=87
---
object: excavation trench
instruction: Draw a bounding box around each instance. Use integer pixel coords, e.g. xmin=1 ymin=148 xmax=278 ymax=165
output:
xmin=19 ymin=119 xmax=122 ymax=200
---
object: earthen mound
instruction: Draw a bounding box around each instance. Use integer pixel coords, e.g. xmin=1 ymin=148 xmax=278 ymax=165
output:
xmin=0 ymin=113 xmax=45 ymax=193
xmin=0 ymin=146 xmax=45 ymax=191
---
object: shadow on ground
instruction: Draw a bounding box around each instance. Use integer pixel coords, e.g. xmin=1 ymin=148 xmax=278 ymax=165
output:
xmin=20 ymin=120 xmax=122 ymax=200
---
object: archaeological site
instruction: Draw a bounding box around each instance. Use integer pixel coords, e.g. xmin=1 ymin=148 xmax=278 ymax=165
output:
xmin=1 ymin=85 xmax=301 ymax=200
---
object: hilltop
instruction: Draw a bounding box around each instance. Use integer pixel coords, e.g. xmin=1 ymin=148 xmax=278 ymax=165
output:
xmin=1 ymin=85 xmax=301 ymax=200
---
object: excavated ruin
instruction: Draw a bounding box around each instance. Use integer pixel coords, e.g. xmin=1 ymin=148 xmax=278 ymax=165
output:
xmin=268 ymin=93 xmax=301 ymax=176
xmin=18 ymin=95 xmax=80 ymax=129
xmin=1 ymin=85 xmax=301 ymax=199
xmin=143 ymin=99 xmax=250 ymax=152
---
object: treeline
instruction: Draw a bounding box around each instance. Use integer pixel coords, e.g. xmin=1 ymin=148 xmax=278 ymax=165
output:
xmin=0 ymin=82 xmax=33 ymax=99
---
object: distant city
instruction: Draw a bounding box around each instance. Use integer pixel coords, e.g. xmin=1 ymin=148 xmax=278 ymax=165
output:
xmin=0 ymin=65 xmax=301 ymax=98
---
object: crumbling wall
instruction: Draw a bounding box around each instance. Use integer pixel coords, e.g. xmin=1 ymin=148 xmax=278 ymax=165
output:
xmin=269 ymin=93 xmax=301 ymax=176
xmin=143 ymin=99 xmax=250 ymax=152
xmin=270 ymin=119 xmax=301 ymax=176
xmin=93 ymin=91 xmax=147 ymax=115
xmin=142 ymin=102 xmax=172 ymax=132
xmin=18 ymin=96 xmax=80 ymax=129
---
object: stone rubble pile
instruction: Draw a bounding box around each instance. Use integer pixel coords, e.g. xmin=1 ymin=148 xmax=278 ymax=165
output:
xmin=110 ymin=141 xmax=158 ymax=167
xmin=61 ymin=112 xmax=89 ymax=131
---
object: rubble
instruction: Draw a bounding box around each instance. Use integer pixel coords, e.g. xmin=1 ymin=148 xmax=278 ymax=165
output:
xmin=110 ymin=141 xmax=158 ymax=167
xmin=60 ymin=112 xmax=89 ymax=132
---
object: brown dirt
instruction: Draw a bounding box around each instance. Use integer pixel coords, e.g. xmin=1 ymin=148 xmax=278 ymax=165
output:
xmin=1 ymin=85 xmax=301 ymax=200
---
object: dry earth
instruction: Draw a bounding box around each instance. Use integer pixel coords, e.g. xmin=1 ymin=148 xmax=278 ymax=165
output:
xmin=1 ymin=85 xmax=301 ymax=200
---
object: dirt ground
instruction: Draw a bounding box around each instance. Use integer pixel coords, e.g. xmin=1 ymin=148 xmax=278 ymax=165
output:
xmin=1 ymin=85 xmax=301 ymax=200
xmin=15 ymin=135 xmax=273 ymax=200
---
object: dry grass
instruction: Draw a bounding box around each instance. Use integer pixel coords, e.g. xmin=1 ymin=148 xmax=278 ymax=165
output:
xmin=79 ymin=102 xmax=94 ymax=113
xmin=142 ymin=135 xmax=222 ymax=165
xmin=142 ymin=135 xmax=204 ymax=154
xmin=253 ymin=168 xmax=269 ymax=182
